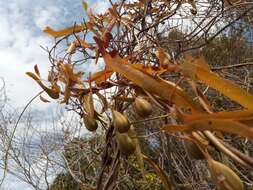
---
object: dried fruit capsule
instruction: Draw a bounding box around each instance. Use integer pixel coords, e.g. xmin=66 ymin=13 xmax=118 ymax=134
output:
xmin=184 ymin=141 xmax=204 ymax=160
xmin=112 ymin=110 xmax=130 ymax=133
xmin=116 ymin=132 xmax=136 ymax=155
xmin=83 ymin=115 xmax=98 ymax=131
xmin=134 ymin=97 xmax=152 ymax=117
xmin=208 ymin=159 xmax=244 ymax=190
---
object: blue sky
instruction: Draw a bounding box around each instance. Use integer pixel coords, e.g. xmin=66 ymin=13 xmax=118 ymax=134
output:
xmin=0 ymin=0 xmax=109 ymax=189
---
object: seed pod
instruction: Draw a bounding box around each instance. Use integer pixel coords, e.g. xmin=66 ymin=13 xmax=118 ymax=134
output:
xmin=116 ymin=132 xmax=136 ymax=155
xmin=208 ymin=159 xmax=244 ymax=190
xmin=83 ymin=115 xmax=98 ymax=131
xmin=112 ymin=110 xmax=130 ymax=133
xmin=134 ymin=97 xmax=152 ymax=117
xmin=184 ymin=141 xmax=205 ymax=160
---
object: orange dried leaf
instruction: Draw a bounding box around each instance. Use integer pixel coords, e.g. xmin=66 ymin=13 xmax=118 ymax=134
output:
xmin=26 ymin=72 xmax=60 ymax=99
xmin=183 ymin=109 xmax=253 ymax=122
xmin=58 ymin=62 xmax=82 ymax=84
xmin=162 ymin=119 xmax=253 ymax=139
xmin=181 ymin=56 xmax=253 ymax=110
xmin=108 ymin=4 xmax=119 ymax=19
xmin=131 ymin=64 xmax=166 ymax=75
xmin=43 ymin=24 xmax=86 ymax=38
xmin=102 ymin=53 xmax=200 ymax=113
xmin=90 ymin=69 xmax=113 ymax=85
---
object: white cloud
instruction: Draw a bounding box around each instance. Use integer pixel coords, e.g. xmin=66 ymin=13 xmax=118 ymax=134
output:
xmin=0 ymin=0 xmax=111 ymax=189
xmin=89 ymin=0 xmax=110 ymax=14
xmin=0 ymin=0 xmax=86 ymax=108
xmin=34 ymin=6 xmax=61 ymax=29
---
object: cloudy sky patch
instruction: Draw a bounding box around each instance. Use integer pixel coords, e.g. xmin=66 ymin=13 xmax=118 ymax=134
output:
xmin=0 ymin=0 xmax=109 ymax=189
xmin=0 ymin=0 xmax=109 ymax=109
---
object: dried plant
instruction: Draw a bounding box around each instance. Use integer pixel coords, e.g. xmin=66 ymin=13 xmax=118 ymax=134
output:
xmin=24 ymin=0 xmax=253 ymax=189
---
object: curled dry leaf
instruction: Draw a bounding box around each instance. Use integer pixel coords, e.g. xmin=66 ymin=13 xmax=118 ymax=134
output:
xmin=162 ymin=118 xmax=253 ymax=139
xmin=26 ymin=72 xmax=60 ymax=99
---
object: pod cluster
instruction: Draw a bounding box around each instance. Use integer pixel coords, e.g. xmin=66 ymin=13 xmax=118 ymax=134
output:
xmin=112 ymin=110 xmax=136 ymax=155
xmin=114 ymin=96 xmax=152 ymax=155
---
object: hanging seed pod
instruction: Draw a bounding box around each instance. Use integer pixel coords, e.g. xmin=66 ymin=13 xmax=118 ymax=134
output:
xmin=116 ymin=132 xmax=136 ymax=156
xmin=208 ymin=159 xmax=244 ymax=190
xmin=112 ymin=110 xmax=130 ymax=133
xmin=83 ymin=115 xmax=98 ymax=131
xmin=134 ymin=96 xmax=152 ymax=117
xmin=184 ymin=141 xmax=205 ymax=160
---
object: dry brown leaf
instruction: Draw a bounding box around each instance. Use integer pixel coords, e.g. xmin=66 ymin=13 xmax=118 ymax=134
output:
xmin=131 ymin=63 xmax=167 ymax=75
xmin=183 ymin=109 xmax=253 ymax=122
xmin=102 ymin=52 xmax=200 ymax=113
xmin=26 ymin=72 xmax=60 ymax=99
xmin=43 ymin=24 xmax=86 ymax=38
xmin=162 ymin=119 xmax=253 ymax=139
xmin=181 ymin=56 xmax=253 ymax=110
xmin=90 ymin=69 xmax=113 ymax=85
